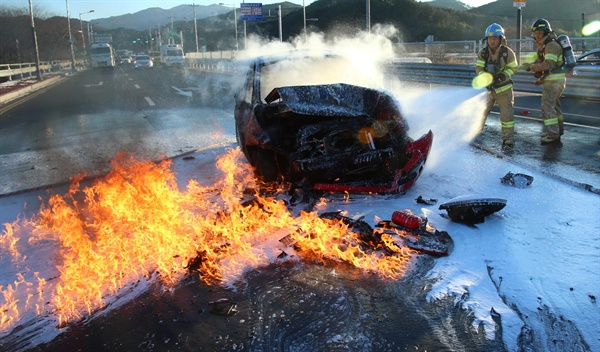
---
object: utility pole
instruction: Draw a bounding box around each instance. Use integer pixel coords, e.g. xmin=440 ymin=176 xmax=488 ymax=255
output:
xmin=79 ymin=10 xmax=94 ymax=67
xmin=66 ymin=0 xmax=76 ymax=71
xmin=243 ymin=0 xmax=247 ymax=50
xmin=28 ymin=0 xmax=42 ymax=81
xmin=278 ymin=5 xmax=282 ymax=42
xmin=366 ymin=0 xmax=370 ymax=33
xmin=515 ymin=2 xmax=524 ymax=64
xmin=193 ymin=0 xmax=199 ymax=52
xmin=158 ymin=24 xmax=162 ymax=47
xmin=303 ymin=0 xmax=306 ymax=34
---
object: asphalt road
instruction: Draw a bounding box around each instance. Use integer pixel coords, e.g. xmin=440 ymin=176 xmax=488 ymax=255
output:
xmin=0 ymin=66 xmax=238 ymax=195
xmin=1 ymin=66 xmax=598 ymax=196
xmin=0 ymin=66 xmax=598 ymax=351
xmin=507 ymin=91 xmax=599 ymax=128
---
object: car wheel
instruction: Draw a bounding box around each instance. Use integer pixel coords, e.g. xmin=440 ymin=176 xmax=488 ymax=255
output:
xmin=251 ymin=148 xmax=279 ymax=182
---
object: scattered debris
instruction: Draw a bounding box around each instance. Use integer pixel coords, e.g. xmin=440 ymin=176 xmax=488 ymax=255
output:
xmin=391 ymin=210 xmax=424 ymax=230
xmin=375 ymin=210 xmax=452 ymax=256
xmin=415 ymin=195 xmax=438 ymax=205
xmin=439 ymin=196 xmax=507 ymax=224
xmin=208 ymin=298 xmax=238 ymax=315
xmin=279 ymin=233 xmax=297 ymax=247
xmin=501 ymin=172 xmax=534 ymax=188
xmin=316 ymin=211 xmax=452 ymax=257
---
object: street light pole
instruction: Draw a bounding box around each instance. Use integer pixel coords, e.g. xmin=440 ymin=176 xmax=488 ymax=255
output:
xmin=366 ymin=0 xmax=370 ymax=33
xmin=243 ymin=0 xmax=247 ymax=50
xmin=234 ymin=5 xmax=238 ymax=51
xmin=28 ymin=0 xmax=42 ymax=81
xmin=303 ymin=0 xmax=306 ymax=34
xmin=278 ymin=5 xmax=282 ymax=42
xmin=192 ymin=0 xmax=199 ymax=52
xmin=79 ymin=9 xmax=94 ymax=67
xmin=66 ymin=0 xmax=76 ymax=71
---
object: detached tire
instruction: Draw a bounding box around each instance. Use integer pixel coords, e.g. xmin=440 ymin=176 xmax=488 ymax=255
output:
xmin=251 ymin=148 xmax=279 ymax=182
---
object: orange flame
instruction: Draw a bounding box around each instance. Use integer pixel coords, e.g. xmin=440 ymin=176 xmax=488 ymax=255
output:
xmin=0 ymin=148 xmax=416 ymax=333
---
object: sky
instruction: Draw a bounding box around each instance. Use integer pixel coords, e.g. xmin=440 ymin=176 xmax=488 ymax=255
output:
xmin=2 ymin=0 xmax=496 ymax=21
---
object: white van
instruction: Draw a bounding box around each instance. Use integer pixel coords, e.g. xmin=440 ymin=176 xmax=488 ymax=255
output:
xmin=160 ymin=44 xmax=185 ymax=68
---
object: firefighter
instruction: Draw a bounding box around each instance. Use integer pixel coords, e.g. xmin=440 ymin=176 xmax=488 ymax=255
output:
xmin=475 ymin=23 xmax=519 ymax=148
xmin=520 ymin=18 xmax=566 ymax=145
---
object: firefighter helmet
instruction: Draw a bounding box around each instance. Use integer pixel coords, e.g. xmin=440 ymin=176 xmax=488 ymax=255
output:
xmin=531 ymin=18 xmax=552 ymax=33
xmin=485 ymin=23 xmax=505 ymax=38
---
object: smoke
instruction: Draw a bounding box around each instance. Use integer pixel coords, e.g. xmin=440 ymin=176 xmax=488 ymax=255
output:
xmin=233 ymin=24 xmax=400 ymax=94
xmin=190 ymin=26 xmax=489 ymax=171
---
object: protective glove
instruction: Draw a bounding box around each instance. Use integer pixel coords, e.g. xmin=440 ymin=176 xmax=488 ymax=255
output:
xmin=530 ymin=63 xmax=545 ymax=73
xmin=493 ymin=72 xmax=508 ymax=84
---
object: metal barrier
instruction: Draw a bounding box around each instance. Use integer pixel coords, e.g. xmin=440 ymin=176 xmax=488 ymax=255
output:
xmin=386 ymin=63 xmax=600 ymax=100
xmin=0 ymin=61 xmax=78 ymax=81
xmin=184 ymin=56 xmax=600 ymax=100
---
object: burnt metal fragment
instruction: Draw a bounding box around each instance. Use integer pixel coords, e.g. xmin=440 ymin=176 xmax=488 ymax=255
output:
xmin=439 ymin=196 xmax=507 ymax=224
xmin=415 ymin=195 xmax=438 ymax=205
xmin=500 ymin=172 xmax=534 ymax=188
xmin=208 ymin=298 xmax=238 ymax=315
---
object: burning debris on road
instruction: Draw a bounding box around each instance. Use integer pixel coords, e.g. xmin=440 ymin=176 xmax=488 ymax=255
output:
xmin=0 ymin=149 xmax=452 ymax=343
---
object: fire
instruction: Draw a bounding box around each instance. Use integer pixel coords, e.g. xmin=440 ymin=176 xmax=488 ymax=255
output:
xmin=0 ymin=148 xmax=416 ymax=334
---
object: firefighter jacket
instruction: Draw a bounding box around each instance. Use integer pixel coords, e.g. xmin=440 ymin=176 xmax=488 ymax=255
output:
xmin=527 ymin=34 xmax=567 ymax=82
xmin=475 ymin=44 xmax=518 ymax=94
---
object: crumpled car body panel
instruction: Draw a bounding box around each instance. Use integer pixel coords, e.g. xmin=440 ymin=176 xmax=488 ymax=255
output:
xmin=234 ymin=56 xmax=433 ymax=194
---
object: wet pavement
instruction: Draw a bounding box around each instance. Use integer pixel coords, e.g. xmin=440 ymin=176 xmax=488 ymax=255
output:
xmin=0 ymin=146 xmax=503 ymax=352
xmin=471 ymin=111 xmax=599 ymax=193
xmin=1 ymin=73 xmax=598 ymax=351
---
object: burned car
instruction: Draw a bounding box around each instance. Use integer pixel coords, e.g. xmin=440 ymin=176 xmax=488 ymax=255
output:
xmin=234 ymin=53 xmax=433 ymax=194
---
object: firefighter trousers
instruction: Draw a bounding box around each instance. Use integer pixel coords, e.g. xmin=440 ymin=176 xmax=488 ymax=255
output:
xmin=483 ymin=87 xmax=514 ymax=141
xmin=541 ymin=79 xmax=566 ymax=139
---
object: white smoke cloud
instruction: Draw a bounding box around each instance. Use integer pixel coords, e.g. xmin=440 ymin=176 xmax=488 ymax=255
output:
xmin=190 ymin=26 xmax=489 ymax=172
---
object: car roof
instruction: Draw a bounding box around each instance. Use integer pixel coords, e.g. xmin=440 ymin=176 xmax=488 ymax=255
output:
xmin=577 ymin=48 xmax=600 ymax=59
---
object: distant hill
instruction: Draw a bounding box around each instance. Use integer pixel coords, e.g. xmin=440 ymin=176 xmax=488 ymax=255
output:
xmin=2 ymin=0 xmax=599 ymax=64
xmin=421 ymin=0 xmax=471 ymax=11
xmin=469 ymin=0 xmax=600 ymax=36
xmin=90 ymin=4 xmax=230 ymax=31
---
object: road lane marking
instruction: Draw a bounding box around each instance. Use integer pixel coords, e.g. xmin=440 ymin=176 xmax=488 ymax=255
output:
xmin=134 ymin=84 xmax=141 ymax=89
xmin=171 ymin=86 xmax=192 ymax=97
xmin=144 ymin=97 xmax=155 ymax=106
xmin=83 ymin=81 xmax=103 ymax=87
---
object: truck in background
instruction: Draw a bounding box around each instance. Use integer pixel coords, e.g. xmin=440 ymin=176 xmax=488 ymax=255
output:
xmin=90 ymin=34 xmax=116 ymax=68
xmin=90 ymin=43 xmax=116 ymax=68
xmin=160 ymin=44 xmax=185 ymax=68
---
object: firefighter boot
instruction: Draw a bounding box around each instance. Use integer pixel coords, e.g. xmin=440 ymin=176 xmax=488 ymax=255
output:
xmin=541 ymin=123 xmax=561 ymax=145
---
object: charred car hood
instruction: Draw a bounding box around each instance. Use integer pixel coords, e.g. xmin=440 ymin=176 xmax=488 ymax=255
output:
xmin=264 ymin=84 xmax=386 ymax=118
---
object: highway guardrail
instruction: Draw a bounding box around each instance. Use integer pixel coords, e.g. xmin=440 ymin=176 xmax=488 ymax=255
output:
xmin=185 ymin=57 xmax=600 ymax=100
xmin=386 ymin=63 xmax=600 ymax=100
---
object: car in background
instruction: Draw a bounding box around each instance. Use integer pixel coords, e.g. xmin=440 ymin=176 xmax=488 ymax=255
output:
xmin=234 ymin=52 xmax=433 ymax=194
xmin=576 ymin=48 xmax=600 ymax=66
xmin=118 ymin=56 xmax=132 ymax=65
xmin=133 ymin=54 xmax=153 ymax=68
